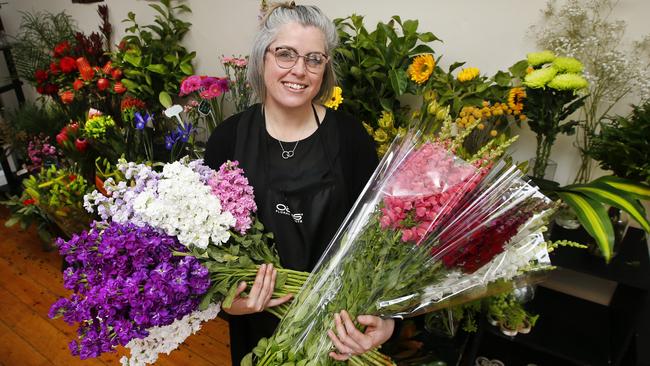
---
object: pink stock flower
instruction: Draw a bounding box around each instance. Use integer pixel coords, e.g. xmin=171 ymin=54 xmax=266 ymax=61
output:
xmin=208 ymin=161 xmax=257 ymax=234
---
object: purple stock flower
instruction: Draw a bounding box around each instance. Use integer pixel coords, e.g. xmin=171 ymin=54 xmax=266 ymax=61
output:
xmin=49 ymin=221 xmax=210 ymax=359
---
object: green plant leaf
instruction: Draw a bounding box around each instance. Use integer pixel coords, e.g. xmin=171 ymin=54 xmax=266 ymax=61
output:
xmin=493 ymin=71 xmax=512 ymax=87
xmin=120 ymin=78 xmax=140 ymax=91
xmin=557 ymin=191 xmax=614 ymax=262
xmin=448 ymin=61 xmax=466 ymax=73
xmin=123 ymin=53 xmax=142 ymax=67
xmin=159 ymin=91 xmax=173 ymax=108
xmin=593 ymin=176 xmax=650 ymax=200
xmin=179 ymin=62 xmax=193 ymax=75
xmin=4 ymin=217 xmax=20 ymax=228
xmin=146 ymin=64 xmax=169 ymax=74
xmin=509 ymin=59 xmax=529 ymax=78
xmin=388 ymin=68 xmax=407 ymax=96
xmin=567 ymin=183 xmax=650 ymax=233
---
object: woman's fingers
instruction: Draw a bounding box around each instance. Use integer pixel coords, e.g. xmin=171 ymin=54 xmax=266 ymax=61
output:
xmin=333 ymin=312 xmax=364 ymax=354
xmin=327 ymin=329 xmax=354 ymax=359
xmin=267 ymin=293 xmax=293 ymax=307
xmin=246 ymin=263 xmax=266 ymax=303
xmin=340 ymin=310 xmax=373 ymax=351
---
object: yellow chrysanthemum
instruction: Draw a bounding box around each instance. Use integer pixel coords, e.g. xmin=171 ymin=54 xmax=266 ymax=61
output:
xmin=408 ymin=54 xmax=435 ymax=85
xmin=324 ymin=86 xmax=343 ymax=110
xmin=373 ymin=128 xmax=389 ymax=143
xmin=507 ymin=87 xmax=526 ymax=115
xmin=457 ymin=67 xmax=480 ymax=82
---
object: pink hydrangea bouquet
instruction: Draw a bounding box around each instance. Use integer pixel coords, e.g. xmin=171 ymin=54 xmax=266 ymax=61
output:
xmin=248 ymin=108 xmax=557 ymax=365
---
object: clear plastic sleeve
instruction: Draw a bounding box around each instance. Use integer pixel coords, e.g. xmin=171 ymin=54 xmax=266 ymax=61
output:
xmin=248 ymin=129 xmax=556 ymax=366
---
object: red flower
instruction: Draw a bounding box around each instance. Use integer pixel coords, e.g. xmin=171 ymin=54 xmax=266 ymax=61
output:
xmin=49 ymin=62 xmax=60 ymax=75
xmin=53 ymin=41 xmax=70 ymax=57
xmin=120 ymin=96 xmax=146 ymax=111
xmin=36 ymin=86 xmax=46 ymax=94
xmin=44 ymin=84 xmax=59 ymax=95
xmin=68 ymin=174 xmax=77 ymax=182
xmin=60 ymin=57 xmax=77 ymax=74
xmin=34 ymin=69 xmax=49 ymax=83
xmin=56 ymin=131 xmax=68 ymax=145
xmin=96 ymin=78 xmax=110 ymax=91
xmin=60 ymin=90 xmax=75 ymax=104
xmin=22 ymin=198 xmax=36 ymax=206
xmin=67 ymin=122 xmax=79 ymax=134
xmin=113 ymin=82 xmax=126 ymax=94
xmin=74 ymin=138 xmax=88 ymax=153
xmin=73 ymin=79 xmax=84 ymax=91
xmin=102 ymin=61 xmax=113 ymax=75
xmin=111 ymin=68 xmax=123 ymax=80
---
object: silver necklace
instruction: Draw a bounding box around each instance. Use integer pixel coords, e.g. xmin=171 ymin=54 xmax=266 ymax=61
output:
xmin=278 ymin=139 xmax=299 ymax=159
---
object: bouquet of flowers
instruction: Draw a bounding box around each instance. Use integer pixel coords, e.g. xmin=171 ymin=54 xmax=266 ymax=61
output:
xmin=51 ymin=157 xmax=394 ymax=366
xmin=222 ymin=56 xmax=253 ymax=113
xmin=246 ymin=103 xmax=556 ymax=366
xmin=179 ymin=74 xmax=230 ymax=134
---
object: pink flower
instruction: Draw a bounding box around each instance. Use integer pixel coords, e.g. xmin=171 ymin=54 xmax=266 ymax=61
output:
xmin=208 ymin=161 xmax=257 ymax=234
xmin=180 ymin=75 xmax=202 ymax=96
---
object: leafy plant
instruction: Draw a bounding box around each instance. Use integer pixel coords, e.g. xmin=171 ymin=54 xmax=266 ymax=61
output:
xmin=548 ymin=176 xmax=650 ymax=262
xmin=587 ymin=102 xmax=650 ymax=184
xmin=334 ymin=14 xmax=438 ymax=129
xmin=113 ymin=0 xmax=195 ymax=111
xmin=1 ymin=193 xmax=57 ymax=245
xmin=10 ymin=11 xmax=78 ymax=84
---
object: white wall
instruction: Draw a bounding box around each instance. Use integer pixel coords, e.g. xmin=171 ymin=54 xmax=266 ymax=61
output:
xmin=1 ymin=0 xmax=649 ymax=185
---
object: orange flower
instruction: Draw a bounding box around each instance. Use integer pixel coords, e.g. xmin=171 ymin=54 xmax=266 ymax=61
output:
xmin=408 ymin=54 xmax=435 ymax=84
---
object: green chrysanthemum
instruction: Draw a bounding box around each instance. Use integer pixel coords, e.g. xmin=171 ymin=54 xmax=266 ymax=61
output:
xmin=527 ymin=50 xmax=556 ymax=67
xmin=523 ymin=67 xmax=558 ymax=88
xmin=552 ymin=57 xmax=584 ymax=73
xmin=84 ymin=115 xmax=116 ymax=139
xmin=548 ymin=74 xmax=589 ymax=91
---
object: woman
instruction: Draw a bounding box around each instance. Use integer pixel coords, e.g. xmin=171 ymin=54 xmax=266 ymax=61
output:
xmin=204 ymin=2 xmax=394 ymax=364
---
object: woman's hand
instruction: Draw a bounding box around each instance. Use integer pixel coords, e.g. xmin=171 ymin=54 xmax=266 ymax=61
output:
xmin=327 ymin=310 xmax=395 ymax=361
xmin=221 ymin=263 xmax=293 ymax=316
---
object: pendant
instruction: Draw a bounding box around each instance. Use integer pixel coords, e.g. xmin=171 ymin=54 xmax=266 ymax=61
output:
xmin=282 ymin=150 xmax=294 ymax=159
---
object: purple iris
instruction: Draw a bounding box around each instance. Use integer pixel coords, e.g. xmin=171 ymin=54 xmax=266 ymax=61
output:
xmin=164 ymin=122 xmax=195 ymax=150
xmin=134 ymin=111 xmax=152 ymax=130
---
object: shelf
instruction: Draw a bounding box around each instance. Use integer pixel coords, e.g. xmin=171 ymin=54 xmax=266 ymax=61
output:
xmin=550 ymin=227 xmax=650 ymax=290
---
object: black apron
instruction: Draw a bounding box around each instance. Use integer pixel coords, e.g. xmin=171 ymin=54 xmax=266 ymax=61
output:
xmin=228 ymin=104 xmax=349 ymax=365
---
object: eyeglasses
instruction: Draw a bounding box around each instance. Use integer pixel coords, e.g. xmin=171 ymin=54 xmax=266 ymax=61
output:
xmin=268 ymin=47 xmax=329 ymax=73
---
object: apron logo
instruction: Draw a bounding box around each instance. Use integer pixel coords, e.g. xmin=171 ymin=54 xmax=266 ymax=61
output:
xmin=275 ymin=203 xmax=303 ymax=223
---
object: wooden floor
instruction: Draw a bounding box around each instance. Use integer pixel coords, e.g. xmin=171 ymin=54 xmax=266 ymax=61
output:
xmin=0 ymin=206 xmax=232 ymax=366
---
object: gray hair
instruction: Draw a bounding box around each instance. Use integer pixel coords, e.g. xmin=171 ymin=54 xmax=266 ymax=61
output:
xmin=247 ymin=2 xmax=339 ymax=104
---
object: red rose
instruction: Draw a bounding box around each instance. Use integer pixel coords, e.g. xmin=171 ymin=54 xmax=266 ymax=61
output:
xmin=53 ymin=41 xmax=70 ymax=57
xmin=59 ymin=57 xmax=77 ymax=74
xmin=113 ymin=82 xmax=126 ymax=94
xmin=34 ymin=69 xmax=49 ymax=83
xmin=73 ymin=79 xmax=84 ymax=91
xmin=74 ymin=138 xmax=88 ymax=153
xmin=49 ymin=62 xmax=60 ymax=75
xmin=60 ymin=90 xmax=74 ymax=104
xmin=36 ymin=85 xmax=46 ymax=94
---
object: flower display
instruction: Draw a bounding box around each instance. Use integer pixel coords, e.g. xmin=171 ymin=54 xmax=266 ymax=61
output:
xmin=457 ymin=67 xmax=480 ymax=82
xmin=323 ymin=86 xmax=343 ymax=110
xmin=408 ymin=54 xmax=435 ymax=84
xmin=207 ymin=161 xmax=257 ymax=234
xmin=222 ymin=55 xmax=253 ymax=113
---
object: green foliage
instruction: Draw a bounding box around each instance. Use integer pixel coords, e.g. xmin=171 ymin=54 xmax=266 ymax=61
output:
xmin=587 ymin=102 xmax=650 ymax=184
xmin=334 ymin=14 xmax=438 ymax=129
xmin=112 ymin=0 xmax=195 ymax=111
xmin=556 ymin=176 xmax=650 ymax=262
xmin=486 ymin=292 xmax=537 ymax=332
xmin=10 ymin=11 xmax=78 ymax=83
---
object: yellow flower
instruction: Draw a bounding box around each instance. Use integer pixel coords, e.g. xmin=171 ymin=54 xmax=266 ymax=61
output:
xmin=423 ymin=89 xmax=437 ymax=101
xmin=527 ymin=50 xmax=556 ymax=67
xmin=477 ymin=123 xmax=485 ymax=130
xmin=373 ymin=128 xmax=389 ymax=143
xmin=362 ymin=122 xmax=374 ymax=136
xmin=507 ymin=87 xmax=526 ymax=115
xmin=377 ymin=143 xmax=389 ymax=157
xmin=377 ymin=110 xmax=394 ymax=129
xmin=324 ymin=86 xmax=343 ymax=110
xmin=408 ymin=54 xmax=435 ymax=84
xmin=519 ymin=114 xmax=527 ymax=121
xmin=457 ymin=67 xmax=480 ymax=82
xmin=490 ymin=130 xmax=498 ymax=137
